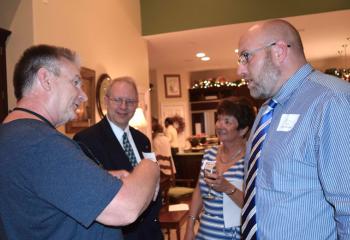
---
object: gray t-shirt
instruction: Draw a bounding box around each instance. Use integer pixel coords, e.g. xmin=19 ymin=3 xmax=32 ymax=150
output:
xmin=0 ymin=119 xmax=123 ymax=239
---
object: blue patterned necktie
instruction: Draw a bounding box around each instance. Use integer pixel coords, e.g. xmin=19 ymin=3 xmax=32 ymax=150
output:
xmin=122 ymin=132 xmax=138 ymax=167
xmin=242 ymin=99 xmax=277 ymax=240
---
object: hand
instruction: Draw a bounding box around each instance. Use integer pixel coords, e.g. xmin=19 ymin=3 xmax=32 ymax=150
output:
xmin=108 ymin=170 xmax=130 ymax=179
xmin=204 ymin=173 xmax=231 ymax=193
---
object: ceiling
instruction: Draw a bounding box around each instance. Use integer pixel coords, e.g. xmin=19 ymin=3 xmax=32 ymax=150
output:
xmin=145 ymin=9 xmax=350 ymax=72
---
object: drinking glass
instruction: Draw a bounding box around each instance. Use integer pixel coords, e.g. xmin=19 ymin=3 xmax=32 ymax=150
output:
xmin=203 ymin=161 xmax=216 ymax=199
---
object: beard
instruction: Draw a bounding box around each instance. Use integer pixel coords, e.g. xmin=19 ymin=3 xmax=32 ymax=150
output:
xmin=249 ymin=53 xmax=281 ymax=99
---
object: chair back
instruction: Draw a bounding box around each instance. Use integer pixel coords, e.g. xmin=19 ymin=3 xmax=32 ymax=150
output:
xmin=157 ymin=154 xmax=175 ymax=183
xmin=157 ymin=154 xmax=174 ymax=205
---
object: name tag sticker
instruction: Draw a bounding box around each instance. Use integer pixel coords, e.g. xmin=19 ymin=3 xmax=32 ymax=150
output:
xmin=277 ymin=114 xmax=300 ymax=132
xmin=142 ymin=152 xmax=157 ymax=161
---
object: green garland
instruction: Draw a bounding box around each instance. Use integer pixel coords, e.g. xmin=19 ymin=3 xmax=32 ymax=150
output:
xmin=325 ymin=68 xmax=350 ymax=81
xmin=191 ymin=78 xmax=246 ymax=89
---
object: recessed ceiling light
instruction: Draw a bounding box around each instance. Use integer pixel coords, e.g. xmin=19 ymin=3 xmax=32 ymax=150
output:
xmin=201 ymin=56 xmax=210 ymax=61
xmin=196 ymin=52 xmax=206 ymax=58
xmin=234 ymin=49 xmax=239 ymax=53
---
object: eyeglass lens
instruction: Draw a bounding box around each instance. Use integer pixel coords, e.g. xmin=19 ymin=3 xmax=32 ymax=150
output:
xmin=108 ymin=97 xmax=137 ymax=106
xmin=237 ymin=42 xmax=277 ymax=65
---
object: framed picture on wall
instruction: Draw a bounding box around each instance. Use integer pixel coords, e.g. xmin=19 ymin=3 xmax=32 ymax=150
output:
xmin=164 ymin=74 xmax=181 ymax=98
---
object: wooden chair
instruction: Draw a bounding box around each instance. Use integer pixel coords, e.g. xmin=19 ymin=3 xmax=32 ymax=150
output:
xmin=157 ymin=155 xmax=191 ymax=240
xmin=157 ymin=155 xmax=194 ymax=204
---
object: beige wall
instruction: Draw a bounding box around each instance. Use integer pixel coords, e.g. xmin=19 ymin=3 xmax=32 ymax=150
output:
xmin=5 ymin=0 xmax=151 ymax=137
xmin=6 ymin=0 xmax=34 ymax=109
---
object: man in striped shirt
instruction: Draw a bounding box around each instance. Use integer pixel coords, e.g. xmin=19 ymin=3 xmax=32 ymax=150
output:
xmin=237 ymin=19 xmax=350 ymax=239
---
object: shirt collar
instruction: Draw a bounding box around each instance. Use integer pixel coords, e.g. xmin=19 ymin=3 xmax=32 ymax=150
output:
xmin=270 ymin=63 xmax=314 ymax=106
xmin=106 ymin=116 xmax=130 ymax=140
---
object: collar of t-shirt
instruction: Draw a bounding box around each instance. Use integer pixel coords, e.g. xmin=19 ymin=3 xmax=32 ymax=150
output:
xmin=106 ymin=117 xmax=141 ymax=164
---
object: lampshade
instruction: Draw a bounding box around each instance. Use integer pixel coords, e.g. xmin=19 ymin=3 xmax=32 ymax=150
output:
xmin=129 ymin=107 xmax=147 ymax=129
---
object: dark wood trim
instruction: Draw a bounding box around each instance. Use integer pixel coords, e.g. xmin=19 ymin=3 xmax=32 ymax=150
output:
xmin=0 ymin=28 xmax=11 ymax=122
xmin=96 ymin=73 xmax=112 ymax=118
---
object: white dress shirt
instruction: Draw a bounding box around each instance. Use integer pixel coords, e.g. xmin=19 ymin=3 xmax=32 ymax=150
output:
xmin=107 ymin=117 xmax=141 ymax=164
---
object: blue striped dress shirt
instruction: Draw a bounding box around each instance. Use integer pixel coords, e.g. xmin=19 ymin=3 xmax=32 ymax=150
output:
xmin=245 ymin=63 xmax=350 ymax=239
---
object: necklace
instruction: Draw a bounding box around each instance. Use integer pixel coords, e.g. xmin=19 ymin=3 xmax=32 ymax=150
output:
xmin=230 ymin=148 xmax=242 ymax=160
xmin=219 ymin=146 xmax=243 ymax=163
xmin=12 ymin=107 xmax=55 ymax=129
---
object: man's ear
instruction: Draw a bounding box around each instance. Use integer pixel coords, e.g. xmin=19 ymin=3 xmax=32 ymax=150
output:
xmin=36 ymin=67 xmax=52 ymax=91
xmin=272 ymin=40 xmax=288 ymax=65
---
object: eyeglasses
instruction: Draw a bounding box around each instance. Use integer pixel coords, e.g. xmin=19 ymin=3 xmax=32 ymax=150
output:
xmin=237 ymin=42 xmax=291 ymax=65
xmin=107 ymin=96 xmax=138 ymax=107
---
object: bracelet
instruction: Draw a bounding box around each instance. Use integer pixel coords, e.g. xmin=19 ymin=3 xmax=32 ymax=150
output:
xmin=226 ymin=187 xmax=237 ymax=195
xmin=188 ymin=214 xmax=198 ymax=222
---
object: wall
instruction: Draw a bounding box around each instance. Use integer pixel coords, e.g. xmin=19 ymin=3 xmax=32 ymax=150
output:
xmin=4 ymin=0 xmax=151 ymax=137
xmin=6 ymin=0 xmax=34 ymax=110
xmin=190 ymin=68 xmax=239 ymax=85
xmin=0 ymin=0 xmax=21 ymax=29
xmin=149 ymin=69 xmax=158 ymax=118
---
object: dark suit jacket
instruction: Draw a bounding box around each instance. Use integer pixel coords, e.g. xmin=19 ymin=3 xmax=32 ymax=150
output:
xmin=73 ymin=117 xmax=163 ymax=240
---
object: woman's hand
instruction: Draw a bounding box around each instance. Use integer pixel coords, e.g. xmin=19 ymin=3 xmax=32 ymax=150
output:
xmin=204 ymin=173 xmax=232 ymax=193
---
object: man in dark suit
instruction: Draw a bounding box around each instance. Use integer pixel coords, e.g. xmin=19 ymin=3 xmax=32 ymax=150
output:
xmin=74 ymin=76 xmax=163 ymax=240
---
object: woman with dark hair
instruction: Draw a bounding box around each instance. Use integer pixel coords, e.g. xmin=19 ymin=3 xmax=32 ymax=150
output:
xmin=185 ymin=97 xmax=256 ymax=240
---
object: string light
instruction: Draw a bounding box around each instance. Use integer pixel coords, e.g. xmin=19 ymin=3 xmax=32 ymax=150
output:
xmin=191 ymin=78 xmax=246 ymax=89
